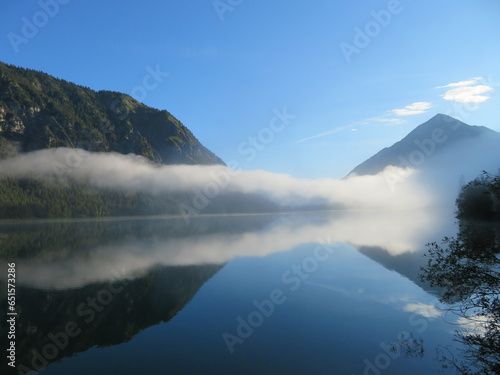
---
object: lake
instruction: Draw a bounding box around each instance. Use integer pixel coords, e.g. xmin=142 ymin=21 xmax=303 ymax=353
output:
xmin=1 ymin=209 xmax=467 ymax=374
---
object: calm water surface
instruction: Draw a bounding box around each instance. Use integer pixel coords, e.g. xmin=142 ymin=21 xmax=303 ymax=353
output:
xmin=0 ymin=210 xmax=465 ymax=374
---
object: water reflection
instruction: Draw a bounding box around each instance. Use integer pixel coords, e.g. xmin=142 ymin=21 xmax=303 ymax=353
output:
xmin=1 ymin=210 xmax=452 ymax=290
xmin=0 ymin=210 xmax=460 ymax=374
xmin=421 ymin=220 xmax=500 ymax=374
xmin=0 ymin=263 xmax=221 ymax=372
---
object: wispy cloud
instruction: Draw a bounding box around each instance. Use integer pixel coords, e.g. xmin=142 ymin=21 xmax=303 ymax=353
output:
xmin=437 ymin=78 xmax=493 ymax=103
xmin=436 ymin=79 xmax=480 ymax=88
xmin=294 ymin=101 xmax=429 ymax=144
xmin=391 ymin=102 xmax=433 ymax=116
xmin=293 ymin=113 xmax=403 ymax=144
xmin=294 ymin=117 xmax=377 ymax=143
xmin=294 ymin=125 xmax=350 ymax=144
xmin=374 ymin=118 xmax=406 ymax=125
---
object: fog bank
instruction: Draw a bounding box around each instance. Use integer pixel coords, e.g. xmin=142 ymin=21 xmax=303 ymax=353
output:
xmin=0 ymin=148 xmax=435 ymax=210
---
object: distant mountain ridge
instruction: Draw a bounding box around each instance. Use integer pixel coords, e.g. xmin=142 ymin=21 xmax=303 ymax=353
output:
xmin=348 ymin=113 xmax=500 ymax=176
xmin=0 ymin=61 xmax=223 ymax=165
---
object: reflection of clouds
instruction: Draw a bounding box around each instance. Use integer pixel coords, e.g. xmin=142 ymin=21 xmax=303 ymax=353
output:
xmin=403 ymin=303 xmax=442 ymax=318
xmin=456 ymin=315 xmax=490 ymax=336
xmin=303 ymin=280 xmax=354 ymax=296
xmin=17 ymin=210 xmax=449 ymax=289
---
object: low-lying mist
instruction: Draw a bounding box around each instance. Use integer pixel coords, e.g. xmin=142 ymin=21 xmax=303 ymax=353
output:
xmin=1 ymin=143 xmax=495 ymax=289
xmin=0 ymin=147 xmax=437 ymax=211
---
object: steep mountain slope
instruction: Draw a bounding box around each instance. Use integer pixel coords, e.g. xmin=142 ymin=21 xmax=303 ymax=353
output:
xmin=0 ymin=62 xmax=223 ymax=165
xmin=348 ymin=114 xmax=500 ymax=176
xmin=0 ymin=63 xmax=286 ymax=219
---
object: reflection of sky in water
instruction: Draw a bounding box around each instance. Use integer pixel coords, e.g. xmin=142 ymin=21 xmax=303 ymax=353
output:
xmin=0 ymin=210 xmax=465 ymax=374
xmin=39 ymin=241 xmax=458 ymax=375
xmin=7 ymin=209 xmax=456 ymax=289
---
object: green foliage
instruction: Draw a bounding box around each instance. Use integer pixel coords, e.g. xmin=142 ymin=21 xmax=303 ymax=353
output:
xmin=0 ymin=62 xmax=292 ymax=219
xmin=0 ymin=177 xmax=186 ymax=219
xmin=0 ymin=175 xmax=281 ymax=219
xmin=421 ymin=223 xmax=500 ymax=374
xmin=0 ymin=137 xmax=18 ymax=159
xmin=0 ymin=61 xmax=223 ymax=165
xmin=420 ymin=170 xmax=500 ymax=374
xmin=0 ymin=61 xmax=236 ymax=219
xmin=456 ymin=171 xmax=500 ymax=221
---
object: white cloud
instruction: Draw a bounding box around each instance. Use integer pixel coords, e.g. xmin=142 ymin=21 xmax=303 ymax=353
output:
xmin=436 ymin=79 xmax=479 ymax=88
xmin=403 ymin=302 xmax=442 ymax=318
xmin=442 ymin=85 xmax=493 ymax=103
xmin=391 ymin=102 xmax=432 ymax=116
xmin=438 ymin=78 xmax=493 ymax=103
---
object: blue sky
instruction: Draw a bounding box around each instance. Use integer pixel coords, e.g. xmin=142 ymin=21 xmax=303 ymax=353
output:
xmin=1 ymin=0 xmax=499 ymax=178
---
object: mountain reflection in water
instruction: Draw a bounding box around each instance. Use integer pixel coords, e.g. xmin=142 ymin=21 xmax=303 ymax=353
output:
xmin=0 ymin=210 xmax=463 ymax=374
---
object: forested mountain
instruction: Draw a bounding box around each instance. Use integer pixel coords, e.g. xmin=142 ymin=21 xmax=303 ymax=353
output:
xmin=0 ymin=61 xmax=223 ymax=165
xmin=0 ymin=62 xmax=240 ymax=219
